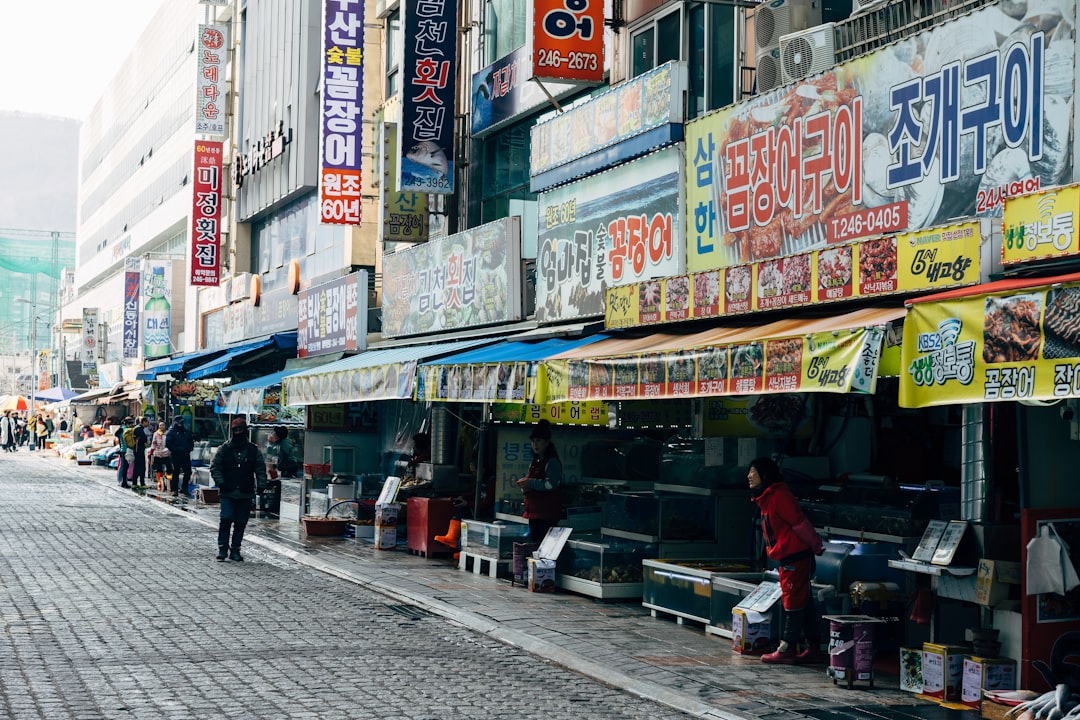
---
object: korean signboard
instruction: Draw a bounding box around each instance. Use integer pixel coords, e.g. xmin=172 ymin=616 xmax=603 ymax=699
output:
xmin=536 ymin=147 xmax=685 ymax=323
xmin=142 ymin=261 xmax=173 ymax=360
xmin=399 ymin=0 xmax=456 ymax=194
xmin=471 ymin=45 xmax=576 ymax=136
xmin=1003 ymin=183 xmax=1080 ymax=265
xmin=190 ymin=140 xmax=223 ymax=286
xmin=530 ymin=61 xmax=684 ymax=188
xmin=122 ymin=258 xmax=140 ymax=359
xmin=685 ymin=0 xmax=1075 ymax=272
xmin=297 ymin=270 xmax=369 ymax=358
xmin=37 ymin=350 xmax=49 ymax=392
xmin=82 ymin=308 xmax=99 ymax=374
xmin=541 ymin=323 xmax=890 ymax=403
xmin=381 ymin=217 xmax=523 ymax=337
xmin=418 ymin=360 xmax=538 ymax=404
xmin=318 ymin=0 xmax=364 ymax=224
xmin=490 ymin=401 xmax=610 ymax=426
xmin=607 ymin=220 xmax=983 ymax=328
xmin=381 ymin=123 xmax=429 ymax=244
xmin=195 ymin=24 xmax=227 ymax=136
xmin=530 ymin=0 xmax=604 ymax=83
xmin=900 ymin=275 xmax=1080 ymax=407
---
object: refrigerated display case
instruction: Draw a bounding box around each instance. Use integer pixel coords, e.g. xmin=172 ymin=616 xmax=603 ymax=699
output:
xmin=555 ymin=534 xmax=656 ymax=599
xmin=642 ymin=559 xmax=750 ymax=624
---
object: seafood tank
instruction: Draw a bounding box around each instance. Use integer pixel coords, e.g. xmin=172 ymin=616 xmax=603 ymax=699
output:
xmin=555 ymin=534 xmax=657 ymax=600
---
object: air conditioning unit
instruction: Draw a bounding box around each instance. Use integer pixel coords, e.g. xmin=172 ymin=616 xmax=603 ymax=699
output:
xmin=755 ymin=47 xmax=783 ymax=93
xmin=853 ymin=0 xmax=891 ymax=15
xmin=780 ymin=23 xmax=836 ymax=85
xmin=755 ymin=0 xmax=822 ymax=52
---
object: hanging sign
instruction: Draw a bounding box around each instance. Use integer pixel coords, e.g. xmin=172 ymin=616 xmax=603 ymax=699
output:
xmin=82 ymin=308 xmax=99 ymax=374
xmin=190 ymin=140 xmax=223 ymax=286
xmin=530 ymin=0 xmax=604 ymax=83
xmin=195 ymin=24 xmax=227 ymax=136
xmin=318 ymin=0 xmax=365 ymax=224
xmin=1002 ymin=183 xmax=1080 ymax=266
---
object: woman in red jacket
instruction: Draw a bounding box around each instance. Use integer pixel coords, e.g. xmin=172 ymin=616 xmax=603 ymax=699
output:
xmin=749 ymin=456 xmax=826 ymax=665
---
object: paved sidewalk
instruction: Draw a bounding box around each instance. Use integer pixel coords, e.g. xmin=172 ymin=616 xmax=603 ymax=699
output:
xmin=62 ymin=453 xmax=979 ymax=720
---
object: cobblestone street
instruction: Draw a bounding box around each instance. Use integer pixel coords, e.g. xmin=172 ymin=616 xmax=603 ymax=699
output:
xmin=0 ymin=452 xmax=687 ymax=719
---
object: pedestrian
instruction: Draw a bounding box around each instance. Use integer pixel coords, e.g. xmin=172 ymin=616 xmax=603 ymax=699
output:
xmin=149 ymin=421 xmax=172 ymax=491
xmin=514 ymin=419 xmax=563 ymax=542
xmin=26 ymin=414 xmax=36 ymax=446
xmin=748 ymin=456 xmax=826 ymax=665
xmin=115 ymin=416 xmax=136 ymax=488
xmin=165 ymin=416 xmax=194 ymax=497
xmin=43 ymin=414 xmax=55 ymax=439
xmin=80 ymin=424 xmax=94 ymax=442
xmin=131 ymin=416 xmax=150 ymax=486
xmin=0 ymin=411 xmax=12 ymax=452
xmin=210 ymin=417 xmax=267 ymax=562
xmin=262 ymin=426 xmax=297 ymax=515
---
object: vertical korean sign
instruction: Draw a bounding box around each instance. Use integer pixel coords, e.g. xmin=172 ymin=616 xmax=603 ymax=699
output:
xmin=196 ymin=24 xmax=227 ymax=137
xmin=319 ymin=0 xmax=365 ymax=225
xmin=122 ymin=259 xmax=141 ymax=359
xmin=531 ymin=0 xmax=604 ymax=83
xmin=81 ymin=308 xmax=99 ymax=374
xmin=191 ymin=141 xmax=223 ymax=286
xmin=399 ymin=0 xmax=456 ymax=194
xmin=142 ymin=261 xmax=174 ymax=360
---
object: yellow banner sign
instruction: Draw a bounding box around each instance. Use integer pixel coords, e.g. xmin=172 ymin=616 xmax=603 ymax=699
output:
xmin=1002 ymin=183 xmax=1080 ymax=266
xmin=489 ymin=401 xmax=609 ymax=426
xmin=540 ymin=326 xmax=885 ymax=403
xmin=605 ymin=221 xmax=981 ymax=329
xmin=900 ymin=279 xmax=1080 ymax=407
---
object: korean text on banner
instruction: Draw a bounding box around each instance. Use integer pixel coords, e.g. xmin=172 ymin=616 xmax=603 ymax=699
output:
xmin=381 ymin=123 xmax=429 ymax=243
xmin=190 ymin=141 xmax=223 ymax=286
xmin=319 ymin=0 xmax=365 ymax=225
xmin=195 ymin=24 xmax=227 ymax=136
xmin=900 ymin=279 xmax=1080 ymax=407
xmin=685 ymin=0 xmax=1073 ymax=272
xmin=298 ymin=271 xmax=367 ymax=358
xmin=1003 ymin=184 xmax=1080 ymax=266
xmin=81 ymin=308 xmax=99 ymax=373
xmin=531 ymin=0 xmax=604 ymax=83
xmin=399 ymin=0 xmax=456 ymax=194
xmin=122 ymin=259 xmax=140 ymax=359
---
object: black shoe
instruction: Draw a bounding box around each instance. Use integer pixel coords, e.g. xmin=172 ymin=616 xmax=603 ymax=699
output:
xmin=216 ymin=547 xmax=228 ymax=561
xmin=121 ymin=482 xmax=131 ymax=489
xmin=229 ymin=550 xmax=243 ymax=562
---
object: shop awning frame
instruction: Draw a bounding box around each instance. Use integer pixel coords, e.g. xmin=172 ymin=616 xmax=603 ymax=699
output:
xmin=283 ymin=337 xmax=496 ymax=406
xmin=216 ymin=353 xmax=346 ymax=415
xmin=137 ymin=333 xmax=297 ymax=381
xmin=185 ymin=333 xmax=298 ymax=381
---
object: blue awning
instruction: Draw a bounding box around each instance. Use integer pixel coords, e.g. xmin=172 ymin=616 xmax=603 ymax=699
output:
xmin=416 ymin=334 xmax=608 ymax=403
xmin=137 ymin=347 xmax=224 ymax=381
xmin=283 ymin=337 xmax=495 ymax=405
xmin=185 ymin=333 xmax=297 ymax=381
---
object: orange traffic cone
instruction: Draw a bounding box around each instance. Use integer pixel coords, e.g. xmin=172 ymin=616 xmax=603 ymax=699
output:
xmin=435 ymin=519 xmax=462 ymax=549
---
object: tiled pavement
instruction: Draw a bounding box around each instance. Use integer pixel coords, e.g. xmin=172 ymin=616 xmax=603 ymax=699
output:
xmin=64 ymin=455 xmax=981 ymax=720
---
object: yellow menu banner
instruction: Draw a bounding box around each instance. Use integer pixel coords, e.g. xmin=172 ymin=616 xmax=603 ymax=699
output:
xmin=900 ymin=279 xmax=1080 ymax=407
xmin=605 ymin=220 xmax=982 ymax=329
xmin=489 ymin=401 xmax=609 ymax=426
xmin=1002 ymin=183 xmax=1080 ymax=266
xmin=540 ymin=326 xmax=885 ymax=403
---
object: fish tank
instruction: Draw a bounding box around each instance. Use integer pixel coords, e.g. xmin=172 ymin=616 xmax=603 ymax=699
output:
xmin=460 ymin=520 xmax=530 ymax=559
xmin=603 ymin=491 xmax=716 ymax=541
xmin=555 ymin=534 xmax=656 ymax=599
xmin=657 ymin=437 xmax=750 ymax=490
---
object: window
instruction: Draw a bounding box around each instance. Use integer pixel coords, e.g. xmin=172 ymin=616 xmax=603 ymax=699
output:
xmin=469 ymin=120 xmax=537 ymax=226
xmin=482 ymin=0 xmax=526 ymax=65
xmin=386 ymin=9 xmax=401 ymax=97
xmin=629 ymin=1 xmax=739 ymax=118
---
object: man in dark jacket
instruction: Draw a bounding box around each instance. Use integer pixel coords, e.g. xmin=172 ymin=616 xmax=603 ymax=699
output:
xmin=210 ymin=417 xmax=267 ymax=561
xmin=165 ymin=416 xmax=195 ymax=497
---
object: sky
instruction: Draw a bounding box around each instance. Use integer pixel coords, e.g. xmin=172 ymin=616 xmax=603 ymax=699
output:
xmin=1 ymin=0 xmax=165 ymax=120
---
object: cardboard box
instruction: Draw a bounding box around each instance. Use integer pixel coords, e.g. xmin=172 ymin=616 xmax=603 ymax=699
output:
xmin=374 ymin=502 xmax=399 ymax=527
xmin=975 ymin=559 xmax=1020 ymax=606
xmin=922 ymin=643 xmax=967 ymax=701
xmin=961 ymin=656 xmax=1016 ymax=709
xmin=374 ymin=524 xmax=396 ymax=550
xmin=980 ymin=699 xmax=1012 ymax=720
xmin=731 ymin=608 xmax=772 ymax=654
xmin=527 ymin=557 xmax=556 ymax=592
xmin=900 ymin=647 xmax=923 ymax=693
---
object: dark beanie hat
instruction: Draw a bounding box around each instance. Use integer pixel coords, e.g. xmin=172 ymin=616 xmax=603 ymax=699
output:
xmin=529 ymin=419 xmax=552 ymax=439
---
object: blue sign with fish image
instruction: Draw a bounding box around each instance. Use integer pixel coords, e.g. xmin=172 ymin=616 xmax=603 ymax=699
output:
xmin=400 ymin=140 xmax=453 ymax=193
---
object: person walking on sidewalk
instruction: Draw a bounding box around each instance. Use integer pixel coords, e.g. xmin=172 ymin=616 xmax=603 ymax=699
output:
xmin=116 ymin=416 xmax=136 ymax=488
xmin=130 ymin=416 xmax=150 ymax=486
xmin=749 ymin=456 xmax=826 ymax=665
xmin=165 ymin=416 xmax=194 ymax=497
xmin=514 ymin=419 xmax=563 ymax=542
xmin=0 ymin=411 xmax=12 ymax=452
xmin=148 ymin=421 xmax=172 ymax=491
xmin=210 ymin=417 xmax=267 ymax=562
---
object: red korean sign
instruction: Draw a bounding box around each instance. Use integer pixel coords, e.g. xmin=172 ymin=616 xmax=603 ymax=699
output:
xmin=531 ymin=0 xmax=603 ymax=83
xmin=190 ymin=141 xmax=223 ymax=287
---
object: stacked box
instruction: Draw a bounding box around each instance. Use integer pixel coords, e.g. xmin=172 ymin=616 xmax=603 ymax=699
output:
xmin=527 ymin=558 xmax=556 ymax=592
xmin=961 ymin=657 xmax=1016 ymax=709
xmin=922 ymin=643 xmax=967 ymax=701
xmin=731 ymin=608 xmax=771 ymax=654
xmin=374 ymin=502 xmax=399 ymax=550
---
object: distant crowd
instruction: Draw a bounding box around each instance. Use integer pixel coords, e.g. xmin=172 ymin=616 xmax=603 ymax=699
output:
xmin=0 ymin=411 xmax=60 ymax=451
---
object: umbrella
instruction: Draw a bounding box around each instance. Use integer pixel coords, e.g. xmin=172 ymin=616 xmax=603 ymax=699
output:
xmin=0 ymin=395 xmax=30 ymax=412
xmin=34 ymin=387 xmax=80 ymax=402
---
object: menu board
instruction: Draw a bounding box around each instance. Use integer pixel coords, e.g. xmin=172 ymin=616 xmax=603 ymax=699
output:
xmin=912 ymin=520 xmax=949 ymax=563
xmin=931 ymin=520 xmax=969 ymax=566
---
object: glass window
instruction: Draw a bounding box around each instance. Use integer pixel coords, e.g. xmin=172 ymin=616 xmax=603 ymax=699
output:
xmin=631 ymin=27 xmax=655 ymax=78
xmin=469 ymin=120 xmax=536 ymax=227
xmin=386 ymin=10 xmax=401 ymax=97
xmin=483 ymin=0 xmax=526 ymax=65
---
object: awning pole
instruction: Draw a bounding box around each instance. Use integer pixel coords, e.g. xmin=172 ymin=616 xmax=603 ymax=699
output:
xmin=475 ymin=403 xmax=489 ymax=519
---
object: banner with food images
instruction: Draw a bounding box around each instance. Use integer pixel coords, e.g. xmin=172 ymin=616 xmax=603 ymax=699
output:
xmin=900 ymin=276 xmax=1080 ymax=407
xmin=283 ymin=360 xmax=416 ymax=405
xmin=684 ymin=0 xmax=1075 ymax=272
xmin=416 ymin=361 xmax=536 ymax=403
xmin=540 ymin=326 xmax=886 ymax=403
xmin=607 ymin=220 xmax=982 ymax=328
